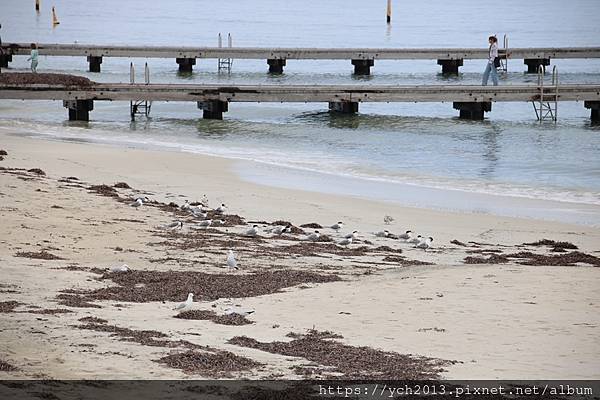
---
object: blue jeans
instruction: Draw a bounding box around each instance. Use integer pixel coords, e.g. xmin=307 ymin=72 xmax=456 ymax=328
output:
xmin=482 ymin=62 xmax=498 ymax=86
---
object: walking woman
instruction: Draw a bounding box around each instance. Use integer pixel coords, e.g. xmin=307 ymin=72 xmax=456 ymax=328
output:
xmin=27 ymin=43 xmax=39 ymax=73
xmin=482 ymin=35 xmax=499 ymax=86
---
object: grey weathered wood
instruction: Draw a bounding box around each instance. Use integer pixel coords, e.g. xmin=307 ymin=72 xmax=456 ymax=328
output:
xmin=2 ymin=43 xmax=600 ymax=60
xmin=1 ymin=83 xmax=599 ymax=103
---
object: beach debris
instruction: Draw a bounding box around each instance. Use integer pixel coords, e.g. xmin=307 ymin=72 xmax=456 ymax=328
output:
xmin=110 ymin=264 xmax=129 ymax=273
xmin=27 ymin=168 xmax=46 ymax=176
xmin=157 ymin=349 xmax=261 ymax=376
xmin=88 ymin=184 xmax=119 ymax=197
xmin=173 ymin=293 xmax=194 ymax=311
xmin=227 ymin=250 xmax=239 ymax=271
xmin=0 ymin=359 xmax=17 ymax=372
xmin=523 ymin=239 xmax=578 ymax=253
xmin=415 ymin=236 xmax=434 ymax=250
xmin=15 ymin=250 xmax=63 ymax=260
xmin=175 ymin=310 xmax=253 ymax=325
xmin=300 ymin=223 xmax=322 ymax=229
xmin=0 ymin=72 xmax=94 ymax=86
xmin=464 ymin=254 xmax=509 ymax=264
xmin=450 ymin=239 xmax=468 ymax=246
xmin=229 ymin=329 xmax=453 ymax=379
xmin=78 ymin=316 xmax=108 ymax=324
xmin=113 ymin=181 xmax=131 ymax=189
xmin=306 ymin=230 xmax=321 ymax=241
xmin=384 ymin=215 xmax=394 ymax=225
xmin=0 ymin=301 xmax=23 ymax=313
xmin=330 ymin=222 xmax=344 ymax=232
xmin=0 ymin=150 xmax=7 ymax=156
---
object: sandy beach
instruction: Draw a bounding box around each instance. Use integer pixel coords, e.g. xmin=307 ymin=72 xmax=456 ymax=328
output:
xmin=1 ymin=130 xmax=599 ymax=380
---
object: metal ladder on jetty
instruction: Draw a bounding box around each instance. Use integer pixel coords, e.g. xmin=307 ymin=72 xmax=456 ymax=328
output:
xmin=129 ymin=62 xmax=152 ymax=121
xmin=498 ymin=34 xmax=509 ymax=74
xmin=532 ymin=65 xmax=558 ymax=123
xmin=217 ymin=33 xmax=233 ymax=74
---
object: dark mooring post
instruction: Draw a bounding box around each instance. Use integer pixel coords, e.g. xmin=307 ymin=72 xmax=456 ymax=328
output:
xmin=267 ymin=58 xmax=286 ymax=74
xmin=329 ymin=101 xmax=359 ymax=114
xmin=437 ymin=59 xmax=463 ymax=74
xmin=585 ymin=101 xmax=600 ymax=124
xmin=352 ymin=59 xmax=374 ymax=75
xmin=176 ymin=57 xmax=196 ymax=73
xmin=63 ymin=100 xmax=94 ymax=121
xmin=87 ymin=56 xmax=103 ymax=72
xmin=524 ymin=58 xmax=550 ymax=73
xmin=0 ymin=53 xmax=12 ymax=68
xmin=197 ymin=100 xmax=228 ymax=120
xmin=453 ymin=102 xmax=491 ymax=120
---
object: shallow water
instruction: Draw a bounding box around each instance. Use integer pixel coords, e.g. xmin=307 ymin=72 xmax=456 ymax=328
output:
xmin=1 ymin=0 xmax=599 ymax=223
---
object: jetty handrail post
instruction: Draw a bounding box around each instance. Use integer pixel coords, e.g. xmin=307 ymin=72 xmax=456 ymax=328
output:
xmin=144 ymin=62 xmax=150 ymax=85
xmin=552 ymin=65 xmax=558 ymax=122
xmin=502 ymin=34 xmax=509 ymax=73
xmin=130 ymin=62 xmax=135 ymax=84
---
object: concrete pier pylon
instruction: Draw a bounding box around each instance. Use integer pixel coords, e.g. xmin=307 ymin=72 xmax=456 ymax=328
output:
xmin=453 ymin=101 xmax=491 ymax=120
xmin=329 ymin=101 xmax=359 ymax=114
xmin=267 ymin=58 xmax=286 ymax=74
xmin=585 ymin=101 xmax=600 ymax=124
xmin=63 ymin=100 xmax=93 ymax=121
xmin=197 ymin=100 xmax=228 ymax=120
xmin=87 ymin=56 xmax=102 ymax=72
xmin=437 ymin=59 xmax=463 ymax=74
xmin=352 ymin=59 xmax=374 ymax=75
xmin=524 ymin=58 xmax=550 ymax=73
xmin=176 ymin=57 xmax=196 ymax=73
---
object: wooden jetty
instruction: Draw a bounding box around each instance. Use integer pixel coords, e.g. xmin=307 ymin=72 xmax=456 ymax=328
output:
xmin=1 ymin=81 xmax=599 ymax=122
xmin=2 ymin=43 xmax=600 ymax=74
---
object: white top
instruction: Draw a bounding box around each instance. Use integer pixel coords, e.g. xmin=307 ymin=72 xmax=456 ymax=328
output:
xmin=488 ymin=42 xmax=498 ymax=64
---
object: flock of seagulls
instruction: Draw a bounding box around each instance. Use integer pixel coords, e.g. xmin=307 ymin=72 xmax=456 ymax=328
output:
xmin=124 ymin=195 xmax=436 ymax=317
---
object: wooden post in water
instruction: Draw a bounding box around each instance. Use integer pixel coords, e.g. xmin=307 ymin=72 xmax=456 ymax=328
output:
xmin=386 ymin=0 xmax=392 ymax=24
xmin=52 ymin=6 xmax=60 ymax=26
xmin=35 ymin=0 xmax=40 ymax=12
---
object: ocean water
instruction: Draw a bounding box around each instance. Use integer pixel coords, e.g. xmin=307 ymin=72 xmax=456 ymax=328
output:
xmin=1 ymin=0 xmax=600 ymax=224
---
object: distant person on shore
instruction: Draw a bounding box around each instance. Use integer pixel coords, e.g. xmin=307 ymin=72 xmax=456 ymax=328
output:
xmin=27 ymin=43 xmax=39 ymax=73
xmin=482 ymin=35 xmax=499 ymax=86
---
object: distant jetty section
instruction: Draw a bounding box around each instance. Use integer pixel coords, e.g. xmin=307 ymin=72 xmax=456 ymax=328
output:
xmin=2 ymin=43 xmax=600 ymax=74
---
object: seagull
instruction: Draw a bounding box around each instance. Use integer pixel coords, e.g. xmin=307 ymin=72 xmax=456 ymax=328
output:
xmin=224 ymin=307 xmax=255 ymax=317
xmin=269 ymin=225 xmax=291 ymax=235
xmin=244 ymin=224 xmax=259 ymax=237
xmin=190 ymin=209 xmax=208 ymax=219
xmin=307 ymin=230 xmax=320 ymax=241
xmin=227 ymin=250 xmax=239 ymax=271
xmin=384 ymin=215 xmax=395 ymax=225
xmin=173 ymin=293 xmax=194 ymax=311
xmin=130 ymin=198 xmax=143 ymax=209
xmin=398 ymin=230 xmax=411 ymax=240
xmin=162 ymin=220 xmax=184 ymax=230
xmin=215 ymin=203 xmax=227 ymax=214
xmin=374 ymin=230 xmax=390 ymax=238
xmin=110 ymin=264 xmax=129 ymax=273
xmin=330 ymin=222 xmax=344 ymax=232
xmin=196 ymin=219 xmax=212 ymax=228
xmin=338 ymin=237 xmax=353 ymax=246
xmin=344 ymin=230 xmax=359 ymax=239
xmin=407 ymin=233 xmax=422 ymax=244
xmin=416 ymin=236 xmax=434 ymax=249
xmin=180 ymin=200 xmax=190 ymax=211
xmin=213 ymin=219 xmax=227 ymax=226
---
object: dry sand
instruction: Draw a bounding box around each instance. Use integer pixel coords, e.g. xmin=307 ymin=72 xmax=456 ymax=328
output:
xmin=0 ymin=131 xmax=599 ymax=380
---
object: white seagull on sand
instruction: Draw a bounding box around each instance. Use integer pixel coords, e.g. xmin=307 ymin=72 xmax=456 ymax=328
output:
xmin=330 ymin=222 xmax=344 ymax=232
xmin=307 ymin=230 xmax=320 ymax=241
xmin=244 ymin=224 xmax=259 ymax=237
xmin=215 ymin=203 xmax=227 ymax=214
xmin=407 ymin=233 xmax=422 ymax=244
xmin=224 ymin=307 xmax=255 ymax=317
xmin=196 ymin=219 xmax=212 ymax=228
xmin=130 ymin=198 xmax=144 ymax=209
xmin=110 ymin=264 xmax=129 ymax=273
xmin=173 ymin=293 xmax=194 ymax=311
xmin=416 ymin=236 xmax=434 ymax=249
xmin=374 ymin=230 xmax=390 ymax=238
xmin=344 ymin=230 xmax=359 ymax=239
xmin=338 ymin=237 xmax=353 ymax=246
xmin=227 ymin=250 xmax=239 ymax=271
xmin=162 ymin=220 xmax=184 ymax=230
xmin=398 ymin=230 xmax=411 ymax=240
xmin=180 ymin=200 xmax=190 ymax=211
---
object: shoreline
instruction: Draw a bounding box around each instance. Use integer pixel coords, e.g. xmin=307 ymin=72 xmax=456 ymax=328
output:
xmin=2 ymin=126 xmax=600 ymax=227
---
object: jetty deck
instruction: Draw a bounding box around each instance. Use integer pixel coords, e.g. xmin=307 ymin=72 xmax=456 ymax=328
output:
xmin=1 ymin=82 xmax=599 ymax=122
xmin=2 ymin=43 xmax=599 ymax=74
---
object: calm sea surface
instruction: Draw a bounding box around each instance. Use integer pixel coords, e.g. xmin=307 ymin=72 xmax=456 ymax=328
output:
xmin=1 ymin=0 xmax=600 ymax=223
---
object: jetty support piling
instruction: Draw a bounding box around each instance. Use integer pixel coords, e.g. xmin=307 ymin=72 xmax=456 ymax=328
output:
xmin=176 ymin=57 xmax=196 ymax=73
xmin=267 ymin=58 xmax=286 ymax=74
xmin=524 ymin=58 xmax=550 ymax=73
xmin=453 ymin=101 xmax=491 ymax=120
xmin=0 ymin=53 xmax=12 ymax=68
xmin=329 ymin=101 xmax=359 ymax=114
xmin=351 ymin=59 xmax=374 ymax=75
xmin=437 ymin=59 xmax=463 ymax=74
xmin=585 ymin=101 xmax=600 ymax=123
xmin=63 ymin=100 xmax=93 ymax=121
xmin=87 ymin=56 xmax=103 ymax=72
xmin=197 ymin=100 xmax=228 ymax=120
